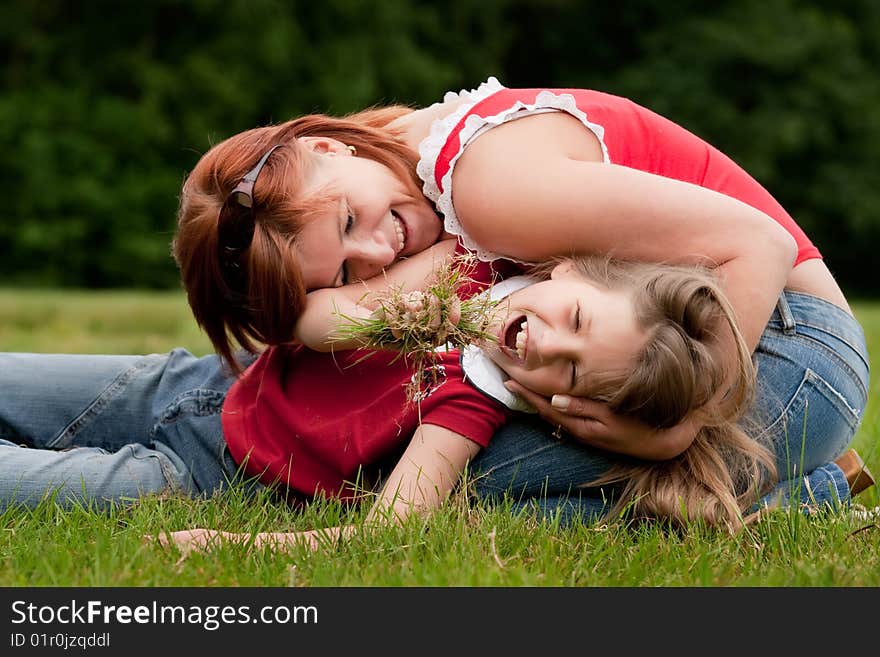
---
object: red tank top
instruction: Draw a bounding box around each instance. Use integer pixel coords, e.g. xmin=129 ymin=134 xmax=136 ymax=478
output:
xmin=425 ymin=84 xmax=819 ymax=265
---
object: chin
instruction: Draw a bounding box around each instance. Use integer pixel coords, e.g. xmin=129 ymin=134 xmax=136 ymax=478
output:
xmin=507 ymin=375 xmax=551 ymax=397
xmin=420 ymin=223 xmax=443 ymax=251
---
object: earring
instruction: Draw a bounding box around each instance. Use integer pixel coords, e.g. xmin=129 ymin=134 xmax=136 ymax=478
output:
xmin=347 ymin=145 xmax=357 ymax=156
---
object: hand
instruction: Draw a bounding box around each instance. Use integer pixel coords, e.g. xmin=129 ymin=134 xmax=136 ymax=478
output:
xmin=378 ymin=290 xmax=461 ymax=346
xmin=147 ymin=528 xmax=331 ymax=557
xmin=504 ymin=381 xmax=694 ymax=460
xmin=253 ymin=529 xmax=326 ymax=553
xmin=149 ymin=528 xmax=242 ymax=557
xmin=294 ymin=238 xmax=461 ymax=353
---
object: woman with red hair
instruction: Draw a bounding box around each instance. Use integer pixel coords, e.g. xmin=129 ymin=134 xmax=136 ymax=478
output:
xmin=172 ymin=77 xmax=869 ymax=481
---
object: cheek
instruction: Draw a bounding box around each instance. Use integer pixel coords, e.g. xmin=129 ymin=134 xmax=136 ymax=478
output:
xmin=507 ymin=366 xmax=560 ymax=397
xmin=300 ymin=258 xmax=338 ymax=292
xmin=296 ymin=234 xmax=343 ymax=291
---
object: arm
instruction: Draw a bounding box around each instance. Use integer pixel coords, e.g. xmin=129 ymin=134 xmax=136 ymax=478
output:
xmin=294 ymin=238 xmax=460 ymax=351
xmin=365 ymin=422 xmax=481 ymax=524
xmin=161 ymin=424 xmax=481 ymax=555
xmin=452 ymin=112 xmax=797 ymax=353
xmin=453 ymin=115 xmax=794 ymax=457
xmin=506 ymin=381 xmax=697 ymax=460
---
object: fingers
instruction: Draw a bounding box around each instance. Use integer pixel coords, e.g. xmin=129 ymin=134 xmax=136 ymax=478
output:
xmin=505 ymin=381 xmax=559 ymax=419
xmin=142 ymin=531 xmax=179 ymax=550
xmin=504 ymin=382 xmax=587 ymax=435
xmin=550 ymin=394 xmax=612 ymax=421
xmin=504 ymin=381 xmax=611 ymax=445
xmin=143 ymin=529 xmax=222 ymax=558
xmin=505 ymin=381 xmax=608 ymax=422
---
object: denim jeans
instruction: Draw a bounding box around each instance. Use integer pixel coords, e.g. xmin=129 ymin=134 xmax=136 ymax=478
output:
xmin=0 ymin=349 xmax=258 ymax=511
xmin=469 ymin=291 xmax=871 ymax=524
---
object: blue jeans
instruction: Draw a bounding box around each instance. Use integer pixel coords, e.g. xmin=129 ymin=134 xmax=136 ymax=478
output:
xmin=469 ymin=291 xmax=871 ymax=523
xmin=0 ymin=349 xmax=258 ymax=511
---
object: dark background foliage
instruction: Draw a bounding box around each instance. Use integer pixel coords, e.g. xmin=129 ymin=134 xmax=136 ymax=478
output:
xmin=2 ymin=0 xmax=878 ymax=294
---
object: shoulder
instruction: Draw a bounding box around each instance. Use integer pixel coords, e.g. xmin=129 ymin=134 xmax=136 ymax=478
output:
xmin=448 ymin=112 xmax=607 ymax=260
xmin=455 ymin=110 xmax=604 ymax=181
xmin=426 ymin=92 xmax=609 ymax=260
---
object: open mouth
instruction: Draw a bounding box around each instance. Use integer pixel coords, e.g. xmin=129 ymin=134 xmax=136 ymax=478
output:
xmin=502 ymin=314 xmax=528 ymax=361
xmin=391 ymin=209 xmax=408 ymax=255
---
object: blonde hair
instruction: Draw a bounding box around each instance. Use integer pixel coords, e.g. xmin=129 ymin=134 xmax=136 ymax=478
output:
xmin=537 ymin=257 xmax=777 ymax=531
xmin=172 ymin=106 xmax=420 ymax=373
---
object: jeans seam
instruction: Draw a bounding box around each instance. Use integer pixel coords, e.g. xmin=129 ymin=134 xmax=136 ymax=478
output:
xmin=755 ymin=368 xmax=860 ymax=461
xmin=52 ymin=356 xmax=155 ymax=449
xmin=805 ymin=369 xmax=862 ymax=421
xmin=788 ymin=320 xmax=869 ymax=372
xmin=779 ymin=291 xmax=869 ymax=363
xmin=475 ymin=441 xmax=565 ymax=479
xmin=758 ymin=331 xmax=868 ymax=404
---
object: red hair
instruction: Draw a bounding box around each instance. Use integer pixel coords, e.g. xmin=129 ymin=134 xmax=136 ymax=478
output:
xmin=172 ymin=106 xmax=419 ymax=373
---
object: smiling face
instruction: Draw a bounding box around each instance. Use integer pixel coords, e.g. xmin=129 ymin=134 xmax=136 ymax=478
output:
xmin=484 ymin=263 xmax=647 ymax=397
xmin=293 ymin=137 xmax=444 ymax=291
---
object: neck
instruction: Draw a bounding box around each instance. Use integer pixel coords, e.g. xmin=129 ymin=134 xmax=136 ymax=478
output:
xmin=388 ymin=96 xmax=467 ymax=153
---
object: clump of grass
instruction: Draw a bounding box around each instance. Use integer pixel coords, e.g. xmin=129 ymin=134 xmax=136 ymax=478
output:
xmin=332 ymin=252 xmax=500 ymax=400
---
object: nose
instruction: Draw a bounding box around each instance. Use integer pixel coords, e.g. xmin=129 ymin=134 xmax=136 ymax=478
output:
xmin=345 ymin=235 xmax=397 ymax=282
xmin=534 ymin=327 xmax=580 ymax=363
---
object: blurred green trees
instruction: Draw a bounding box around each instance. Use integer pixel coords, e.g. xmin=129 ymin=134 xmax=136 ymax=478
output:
xmin=2 ymin=0 xmax=878 ymax=293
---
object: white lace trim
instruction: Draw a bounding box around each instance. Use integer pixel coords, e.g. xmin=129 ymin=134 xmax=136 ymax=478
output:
xmin=416 ymin=77 xmax=505 ymax=208
xmin=416 ymin=76 xmax=611 ymax=263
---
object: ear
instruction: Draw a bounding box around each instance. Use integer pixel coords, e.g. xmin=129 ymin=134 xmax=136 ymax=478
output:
xmin=549 ymin=260 xmax=577 ymax=280
xmin=298 ymin=136 xmax=351 ymax=157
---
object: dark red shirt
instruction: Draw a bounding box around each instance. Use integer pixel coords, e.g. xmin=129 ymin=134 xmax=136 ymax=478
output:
xmin=222 ymin=250 xmax=517 ymax=502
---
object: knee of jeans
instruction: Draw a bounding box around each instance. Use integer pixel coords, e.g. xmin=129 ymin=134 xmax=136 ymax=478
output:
xmin=469 ymin=441 xmax=555 ymax=490
xmin=127 ymin=444 xmax=193 ymax=495
xmin=469 ymin=466 xmax=562 ymax=504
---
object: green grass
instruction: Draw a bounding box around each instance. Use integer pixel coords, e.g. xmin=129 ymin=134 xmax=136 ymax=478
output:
xmin=1 ymin=288 xmax=878 ymax=586
xmin=0 ymin=288 xmax=211 ymax=355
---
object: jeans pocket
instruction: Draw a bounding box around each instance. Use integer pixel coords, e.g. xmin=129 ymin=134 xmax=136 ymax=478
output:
xmin=153 ymin=389 xmax=226 ymax=433
xmin=757 ymin=368 xmax=861 ymax=477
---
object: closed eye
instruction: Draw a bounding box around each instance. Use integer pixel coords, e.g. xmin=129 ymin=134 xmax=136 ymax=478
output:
xmin=335 ymin=262 xmax=349 ymax=287
xmin=344 ymin=198 xmax=357 ymax=234
xmin=570 ymin=301 xmax=582 ymax=389
xmin=335 ymin=202 xmax=356 ymax=286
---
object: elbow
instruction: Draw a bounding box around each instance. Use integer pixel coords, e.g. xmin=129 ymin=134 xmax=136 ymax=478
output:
xmin=294 ymin=289 xmax=341 ymax=352
xmin=765 ymin=221 xmax=798 ymax=270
